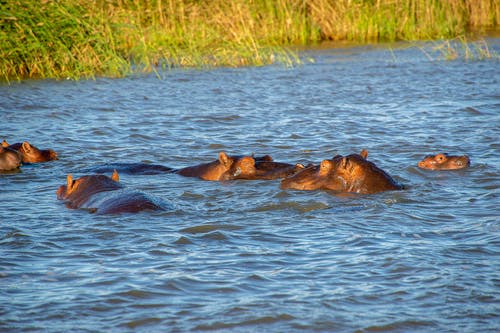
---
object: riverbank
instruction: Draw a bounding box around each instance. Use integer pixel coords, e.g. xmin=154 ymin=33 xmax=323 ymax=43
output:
xmin=1 ymin=0 xmax=498 ymax=81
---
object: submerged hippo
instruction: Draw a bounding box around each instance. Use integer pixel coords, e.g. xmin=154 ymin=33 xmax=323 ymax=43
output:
xmin=418 ymin=153 xmax=470 ymax=170
xmin=56 ymin=170 xmax=167 ymax=214
xmin=88 ymin=162 xmax=174 ymax=175
xmin=87 ymin=154 xmax=273 ymax=177
xmin=175 ymin=151 xmax=304 ymax=181
xmin=281 ymin=150 xmax=402 ymax=194
xmin=0 ymin=146 xmax=22 ymax=171
xmin=2 ymin=140 xmax=58 ymax=163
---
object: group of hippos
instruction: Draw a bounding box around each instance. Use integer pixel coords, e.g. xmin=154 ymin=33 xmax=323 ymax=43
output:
xmin=1 ymin=139 xmax=471 ymax=215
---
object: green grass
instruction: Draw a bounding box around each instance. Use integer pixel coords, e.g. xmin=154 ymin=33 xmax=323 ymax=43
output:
xmin=419 ymin=36 xmax=499 ymax=61
xmin=0 ymin=0 xmax=498 ymax=81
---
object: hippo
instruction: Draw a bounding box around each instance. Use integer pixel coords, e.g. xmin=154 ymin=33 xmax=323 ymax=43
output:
xmin=280 ymin=150 xmax=402 ymax=194
xmin=2 ymin=140 xmax=58 ymax=163
xmin=175 ymin=151 xmax=304 ymax=181
xmin=86 ymin=154 xmax=275 ymax=177
xmin=0 ymin=146 xmax=22 ymax=171
xmin=56 ymin=170 xmax=168 ymax=214
xmin=88 ymin=162 xmax=174 ymax=175
xmin=418 ymin=153 xmax=470 ymax=170
xmin=174 ymin=152 xmax=257 ymax=181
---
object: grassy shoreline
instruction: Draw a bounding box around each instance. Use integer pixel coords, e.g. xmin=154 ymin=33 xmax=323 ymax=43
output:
xmin=1 ymin=0 xmax=498 ymax=81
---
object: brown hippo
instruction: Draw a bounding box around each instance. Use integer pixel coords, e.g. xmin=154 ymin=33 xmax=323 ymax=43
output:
xmin=56 ymin=170 xmax=167 ymax=214
xmin=280 ymin=150 xmax=402 ymax=194
xmin=0 ymin=146 xmax=22 ymax=171
xmin=2 ymin=140 xmax=58 ymax=163
xmin=175 ymin=152 xmax=304 ymax=181
xmin=251 ymin=161 xmax=306 ymax=180
xmin=418 ymin=153 xmax=470 ymax=170
xmin=87 ymin=155 xmax=274 ymax=177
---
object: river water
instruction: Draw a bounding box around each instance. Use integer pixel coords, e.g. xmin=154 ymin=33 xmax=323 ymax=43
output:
xmin=1 ymin=39 xmax=499 ymax=332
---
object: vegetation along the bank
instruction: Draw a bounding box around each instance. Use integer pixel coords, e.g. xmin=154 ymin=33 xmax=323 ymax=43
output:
xmin=1 ymin=0 xmax=498 ymax=80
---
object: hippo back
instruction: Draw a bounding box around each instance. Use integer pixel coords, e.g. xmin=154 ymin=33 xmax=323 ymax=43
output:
xmin=280 ymin=165 xmax=324 ymax=190
xmin=57 ymin=173 xmax=168 ymax=214
xmin=0 ymin=146 xmax=22 ymax=171
xmin=328 ymin=154 xmax=402 ymax=194
xmin=89 ymin=163 xmax=174 ymax=175
xmin=253 ymin=161 xmax=305 ymax=180
xmin=58 ymin=175 xmax=123 ymax=209
xmin=90 ymin=190 xmax=169 ymax=214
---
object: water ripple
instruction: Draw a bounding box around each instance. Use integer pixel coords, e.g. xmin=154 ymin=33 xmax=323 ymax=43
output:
xmin=1 ymin=40 xmax=499 ymax=333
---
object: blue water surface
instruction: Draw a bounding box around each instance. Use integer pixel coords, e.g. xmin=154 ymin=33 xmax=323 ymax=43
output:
xmin=1 ymin=39 xmax=499 ymax=332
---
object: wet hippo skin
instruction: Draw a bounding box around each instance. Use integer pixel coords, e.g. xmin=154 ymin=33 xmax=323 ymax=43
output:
xmin=87 ymin=153 xmax=302 ymax=179
xmin=417 ymin=153 xmax=470 ymax=170
xmin=88 ymin=162 xmax=174 ymax=175
xmin=251 ymin=161 xmax=305 ymax=180
xmin=2 ymin=140 xmax=58 ymax=163
xmin=281 ymin=150 xmax=402 ymax=194
xmin=56 ymin=170 xmax=167 ymax=214
xmin=0 ymin=146 xmax=22 ymax=171
xmin=174 ymin=152 xmax=252 ymax=181
xmin=175 ymin=151 xmax=304 ymax=181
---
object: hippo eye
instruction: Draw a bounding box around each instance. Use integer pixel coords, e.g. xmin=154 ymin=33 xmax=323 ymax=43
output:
xmin=436 ymin=154 xmax=446 ymax=162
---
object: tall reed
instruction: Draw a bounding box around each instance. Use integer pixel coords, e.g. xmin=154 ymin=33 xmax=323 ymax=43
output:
xmin=0 ymin=0 xmax=498 ymax=81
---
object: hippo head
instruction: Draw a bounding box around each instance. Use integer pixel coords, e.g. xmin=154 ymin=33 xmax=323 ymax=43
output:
xmin=219 ymin=154 xmax=257 ymax=180
xmin=324 ymin=151 xmax=401 ymax=194
xmin=321 ymin=154 xmax=370 ymax=193
xmin=19 ymin=141 xmax=58 ymax=163
xmin=57 ymin=170 xmax=121 ymax=202
xmin=418 ymin=153 xmax=470 ymax=170
xmin=280 ymin=164 xmax=324 ymax=190
xmin=280 ymin=149 xmax=370 ymax=191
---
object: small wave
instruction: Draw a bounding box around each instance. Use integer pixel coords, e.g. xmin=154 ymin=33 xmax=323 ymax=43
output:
xmin=173 ymin=236 xmax=193 ymax=245
xmin=0 ymin=229 xmax=33 ymax=248
xmin=459 ymin=106 xmax=482 ymax=115
xmin=113 ymin=289 xmax=167 ymax=300
xmin=181 ymin=224 xmax=242 ymax=234
xmin=357 ymin=319 xmax=437 ymax=332
xmin=123 ymin=317 xmax=162 ymax=329
xmin=200 ymin=231 xmax=229 ymax=241
xmin=252 ymin=200 xmax=330 ymax=213
xmin=194 ymin=313 xmax=295 ymax=331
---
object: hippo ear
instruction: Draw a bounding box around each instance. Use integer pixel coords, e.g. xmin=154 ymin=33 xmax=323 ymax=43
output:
xmin=1 ymin=140 xmax=8 ymax=147
xmin=111 ymin=170 xmax=120 ymax=182
xmin=22 ymin=141 xmax=32 ymax=153
xmin=240 ymin=157 xmax=255 ymax=170
xmin=319 ymin=160 xmax=331 ymax=175
xmin=341 ymin=157 xmax=349 ymax=169
xmin=66 ymin=174 xmax=74 ymax=190
xmin=360 ymin=149 xmax=368 ymax=159
xmin=219 ymin=152 xmax=232 ymax=168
